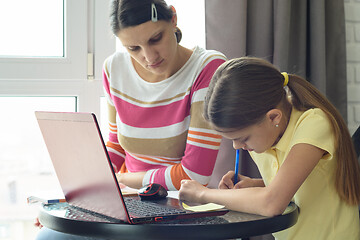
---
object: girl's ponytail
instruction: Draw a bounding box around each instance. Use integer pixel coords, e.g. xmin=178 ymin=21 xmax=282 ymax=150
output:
xmin=287 ymin=75 xmax=360 ymax=205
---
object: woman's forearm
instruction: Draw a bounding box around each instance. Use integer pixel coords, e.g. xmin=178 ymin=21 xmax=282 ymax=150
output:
xmin=116 ymin=172 xmax=146 ymax=189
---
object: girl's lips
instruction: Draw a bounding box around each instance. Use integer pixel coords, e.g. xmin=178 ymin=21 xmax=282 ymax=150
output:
xmin=242 ymin=147 xmax=254 ymax=152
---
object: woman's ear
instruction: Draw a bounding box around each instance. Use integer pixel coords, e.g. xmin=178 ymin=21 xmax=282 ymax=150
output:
xmin=170 ymin=5 xmax=177 ymax=27
xmin=266 ymin=109 xmax=282 ymax=126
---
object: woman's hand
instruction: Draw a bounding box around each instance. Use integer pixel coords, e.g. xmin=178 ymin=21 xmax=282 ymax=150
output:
xmin=179 ymin=180 xmax=207 ymax=203
xmin=112 ymin=162 xmax=119 ymax=173
xmin=34 ymin=217 xmax=43 ymax=228
xmin=116 ymin=172 xmax=146 ymax=189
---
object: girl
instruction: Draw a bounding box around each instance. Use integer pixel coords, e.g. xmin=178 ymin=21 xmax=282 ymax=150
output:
xmin=179 ymin=57 xmax=360 ymax=239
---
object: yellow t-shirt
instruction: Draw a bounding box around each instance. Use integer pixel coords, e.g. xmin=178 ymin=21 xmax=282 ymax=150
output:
xmin=250 ymin=108 xmax=360 ymax=240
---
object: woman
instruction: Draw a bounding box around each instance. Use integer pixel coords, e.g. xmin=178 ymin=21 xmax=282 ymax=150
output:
xmin=103 ymin=0 xmax=228 ymax=190
xmin=179 ymin=57 xmax=360 ymax=239
xmin=36 ymin=0 xmax=229 ymax=238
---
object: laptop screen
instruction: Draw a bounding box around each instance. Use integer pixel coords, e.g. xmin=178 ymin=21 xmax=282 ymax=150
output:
xmin=35 ymin=111 xmax=129 ymax=222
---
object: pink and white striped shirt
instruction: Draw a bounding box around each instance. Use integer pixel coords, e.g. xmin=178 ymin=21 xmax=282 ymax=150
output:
xmin=103 ymin=46 xmax=226 ymax=190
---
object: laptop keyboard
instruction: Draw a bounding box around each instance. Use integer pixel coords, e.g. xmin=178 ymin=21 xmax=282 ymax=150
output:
xmin=43 ymin=203 xmax=123 ymax=223
xmin=43 ymin=202 xmax=228 ymax=225
xmin=124 ymin=197 xmax=186 ymax=217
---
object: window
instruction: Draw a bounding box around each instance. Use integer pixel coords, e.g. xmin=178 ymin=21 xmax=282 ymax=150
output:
xmin=0 ymin=1 xmax=205 ymax=239
xmin=166 ymin=0 xmax=205 ymax=49
xmin=0 ymin=0 xmax=64 ymax=57
xmin=0 ymin=97 xmax=75 ymax=239
xmin=116 ymin=0 xmax=205 ymax=51
xmin=0 ymin=1 xmax=114 ymax=239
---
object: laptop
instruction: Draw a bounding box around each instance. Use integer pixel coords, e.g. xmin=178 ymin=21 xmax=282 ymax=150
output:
xmin=35 ymin=111 xmax=228 ymax=224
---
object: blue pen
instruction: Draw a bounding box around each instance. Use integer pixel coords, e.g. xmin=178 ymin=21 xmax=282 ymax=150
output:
xmin=234 ymin=149 xmax=240 ymax=184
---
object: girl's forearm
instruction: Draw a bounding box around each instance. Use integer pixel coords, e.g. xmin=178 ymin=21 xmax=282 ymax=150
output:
xmin=253 ymin=178 xmax=265 ymax=187
xmin=201 ymin=187 xmax=281 ymax=217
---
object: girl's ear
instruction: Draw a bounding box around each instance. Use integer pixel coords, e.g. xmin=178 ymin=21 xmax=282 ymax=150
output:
xmin=266 ymin=109 xmax=282 ymax=126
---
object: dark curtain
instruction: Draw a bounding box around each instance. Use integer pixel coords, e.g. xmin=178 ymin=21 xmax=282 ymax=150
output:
xmin=205 ymin=0 xmax=347 ymax=119
xmin=205 ymin=1 xmax=347 ymax=239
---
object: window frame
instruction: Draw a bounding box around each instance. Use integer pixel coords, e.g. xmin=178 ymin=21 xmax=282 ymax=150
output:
xmin=0 ymin=0 xmax=115 ymax=116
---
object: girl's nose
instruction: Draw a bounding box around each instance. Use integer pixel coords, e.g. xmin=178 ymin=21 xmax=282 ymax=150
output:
xmin=233 ymin=141 xmax=245 ymax=150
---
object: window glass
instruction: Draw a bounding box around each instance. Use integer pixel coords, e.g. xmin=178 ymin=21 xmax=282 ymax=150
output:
xmin=0 ymin=0 xmax=64 ymax=57
xmin=166 ymin=0 xmax=205 ymax=48
xmin=0 ymin=1 xmax=205 ymax=238
xmin=116 ymin=0 xmax=205 ymax=51
xmin=0 ymin=97 xmax=76 ymax=238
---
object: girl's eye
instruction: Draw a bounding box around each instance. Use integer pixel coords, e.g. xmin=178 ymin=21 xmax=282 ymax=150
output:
xmin=241 ymin=137 xmax=249 ymax=143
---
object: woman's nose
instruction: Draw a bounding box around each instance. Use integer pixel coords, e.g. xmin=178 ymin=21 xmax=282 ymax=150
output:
xmin=143 ymin=47 xmax=157 ymax=63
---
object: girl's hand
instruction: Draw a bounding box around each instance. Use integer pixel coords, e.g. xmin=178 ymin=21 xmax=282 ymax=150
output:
xmin=219 ymin=171 xmax=258 ymax=189
xmin=218 ymin=171 xmax=237 ymax=189
xmin=179 ymin=180 xmax=207 ymax=203
xmin=234 ymin=175 xmax=256 ymax=189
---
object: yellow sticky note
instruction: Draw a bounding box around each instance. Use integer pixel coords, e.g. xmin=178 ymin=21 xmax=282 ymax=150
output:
xmin=182 ymin=202 xmax=225 ymax=212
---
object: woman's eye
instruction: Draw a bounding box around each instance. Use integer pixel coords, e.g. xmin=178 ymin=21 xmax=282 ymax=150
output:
xmin=128 ymin=46 xmax=139 ymax=52
xmin=150 ymin=34 xmax=162 ymax=43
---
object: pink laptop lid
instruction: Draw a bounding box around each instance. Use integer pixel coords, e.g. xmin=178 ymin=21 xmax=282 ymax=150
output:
xmin=35 ymin=111 xmax=130 ymax=222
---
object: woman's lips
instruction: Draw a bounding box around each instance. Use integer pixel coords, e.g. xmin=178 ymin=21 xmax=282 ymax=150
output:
xmin=148 ymin=59 xmax=164 ymax=68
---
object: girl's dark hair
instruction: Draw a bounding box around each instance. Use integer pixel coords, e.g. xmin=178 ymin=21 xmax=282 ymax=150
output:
xmin=204 ymin=56 xmax=360 ymax=205
xmin=110 ymin=0 xmax=182 ymax=43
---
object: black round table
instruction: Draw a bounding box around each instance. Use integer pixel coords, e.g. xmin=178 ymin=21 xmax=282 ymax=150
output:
xmin=39 ymin=202 xmax=298 ymax=240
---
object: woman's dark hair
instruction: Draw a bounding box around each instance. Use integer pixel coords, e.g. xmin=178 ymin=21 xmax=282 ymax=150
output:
xmin=204 ymin=56 xmax=360 ymax=205
xmin=110 ymin=0 xmax=182 ymax=43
